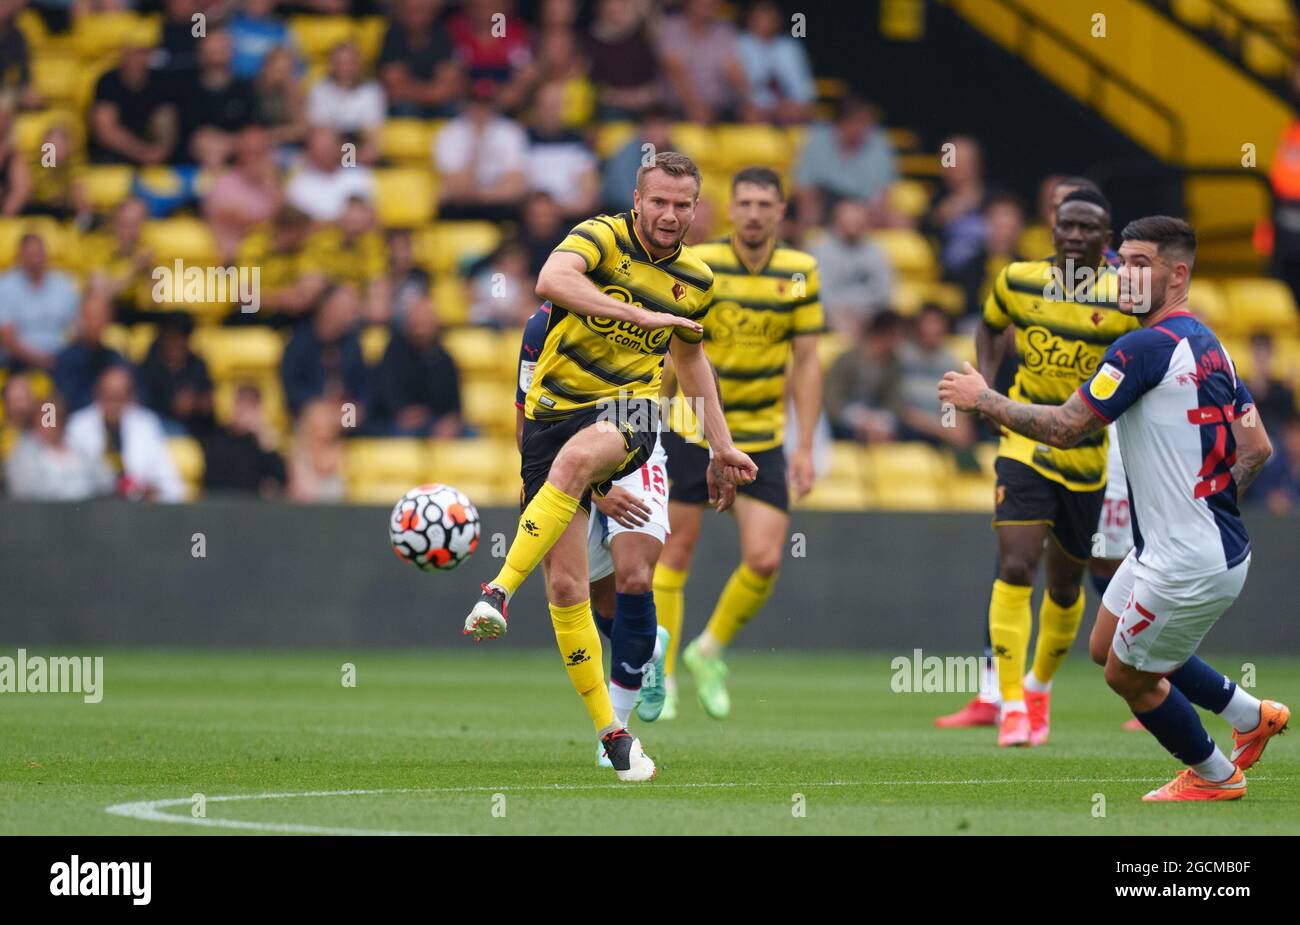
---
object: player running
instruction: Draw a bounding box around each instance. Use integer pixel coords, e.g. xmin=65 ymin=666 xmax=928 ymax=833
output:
xmin=515 ymin=304 xmax=682 ymax=768
xmin=962 ymin=188 xmax=1139 ymax=748
xmin=654 ymin=167 xmax=824 ymax=720
xmin=942 ymin=215 xmax=1289 ymax=801
xmin=466 ymin=152 xmax=758 ymax=782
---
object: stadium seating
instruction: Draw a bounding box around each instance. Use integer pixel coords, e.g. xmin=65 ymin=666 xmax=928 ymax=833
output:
xmin=166 ymin=436 xmax=204 ymax=500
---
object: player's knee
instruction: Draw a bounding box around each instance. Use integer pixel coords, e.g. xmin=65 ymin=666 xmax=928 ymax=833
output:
xmin=614 ymin=562 xmax=655 ymax=596
xmin=744 ymin=550 xmax=781 ymax=579
xmin=998 ymin=556 xmax=1036 ymax=587
xmin=1102 ymin=657 xmax=1135 ymax=696
xmin=546 ymin=571 xmax=587 ymax=605
xmin=1048 ymin=581 xmax=1082 ymax=608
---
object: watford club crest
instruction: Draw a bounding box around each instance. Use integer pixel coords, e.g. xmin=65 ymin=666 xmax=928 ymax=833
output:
xmin=672 ymin=282 xmax=686 ymax=301
xmin=1091 ymin=311 xmax=1104 ymax=326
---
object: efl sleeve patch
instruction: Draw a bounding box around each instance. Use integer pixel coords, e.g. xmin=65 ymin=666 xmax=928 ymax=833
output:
xmin=1089 ymin=363 xmax=1125 ymax=400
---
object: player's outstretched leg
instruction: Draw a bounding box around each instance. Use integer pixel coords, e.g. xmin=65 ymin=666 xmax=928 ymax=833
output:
xmin=1163 ymin=655 xmax=1290 ymax=769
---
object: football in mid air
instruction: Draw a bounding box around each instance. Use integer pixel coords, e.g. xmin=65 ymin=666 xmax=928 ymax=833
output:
xmin=389 ymin=484 xmax=480 ymax=571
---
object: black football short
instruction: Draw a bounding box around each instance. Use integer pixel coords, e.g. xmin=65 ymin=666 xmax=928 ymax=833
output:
xmin=520 ymin=399 xmax=658 ymax=513
xmin=662 ymin=429 xmax=789 ymax=512
xmin=993 ymin=456 xmax=1105 ymax=561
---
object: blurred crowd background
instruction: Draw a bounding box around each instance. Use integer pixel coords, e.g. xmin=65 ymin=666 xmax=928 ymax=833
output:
xmin=0 ymin=0 xmax=1297 ymax=512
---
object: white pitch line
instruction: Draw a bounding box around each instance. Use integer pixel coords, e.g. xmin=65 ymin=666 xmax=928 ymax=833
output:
xmin=104 ymin=775 xmax=1286 ymax=835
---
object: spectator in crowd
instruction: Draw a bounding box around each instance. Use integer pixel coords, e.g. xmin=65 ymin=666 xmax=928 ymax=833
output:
xmin=375 ymin=295 xmax=462 ymax=436
xmin=1245 ymin=333 xmax=1297 ymax=429
xmin=53 ymin=291 xmax=128 ymax=413
xmin=66 ymin=365 xmax=186 ymax=502
xmin=1270 ymin=65 xmax=1300 ymax=307
xmin=435 ymin=85 xmax=528 ymax=221
xmin=809 ymin=198 xmax=895 ymax=334
xmin=737 ymin=0 xmax=815 ymax=125
xmin=26 ymin=121 xmax=91 ymax=223
xmin=0 ymin=3 xmax=38 ymax=109
xmin=81 ymin=198 xmax=153 ymax=319
xmin=301 ymin=195 xmax=388 ymax=319
xmin=173 ymin=28 xmax=260 ymax=168
xmin=948 ymin=191 xmax=1026 ymax=322
xmin=204 ymin=123 xmax=284 ymax=262
xmin=253 ymin=45 xmax=308 ymax=148
xmin=379 ymin=227 xmax=431 ymax=325
xmin=586 ymin=0 xmax=659 ymax=121
xmin=280 ymin=283 xmax=369 ymax=418
xmin=509 ymin=191 xmax=567 ymax=277
xmin=307 ymin=40 xmax=386 ymax=165
xmin=525 ymin=21 xmax=591 ymax=127
xmin=0 ymin=370 xmax=37 ymax=461
xmin=794 ymin=96 xmax=898 ymax=225
xmin=923 ymin=134 xmax=990 ymax=281
xmin=236 ymin=204 xmax=326 ymax=323
xmin=1259 ymin=415 xmax=1300 ymax=513
xmin=202 ymin=383 xmax=287 ymax=496
xmin=5 ymin=394 xmax=115 ymax=501
xmin=525 ymin=81 xmax=599 ymax=219
xmin=0 ymin=104 xmax=32 ymax=215
xmin=895 ymin=304 xmax=974 ymax=451
xmin=600 ymin=103 xmax=674 ymax=215
xmin=286 ymin=125 xmax=375 ymax=222
xmin=468 ymin=241 xmax=534 ymax=327
xmin=137 ymin=314 xmax=215 ymax=436
xmin=446 ymin=0 xmax=534 ymax=111
xmin=88 ymin=42 xmax=177 ymax=165
xmin=227 ymin=0 xmax=295 ymax=82
xmin=157 ymin=0 xmax=203 ymax=73
xmin=287 ymin=397 xmax=346 ymax=503
xmin=0 ymin=233 xmax=80 ymax=371
xmin=379 ymin=0 xmax=463 ymax=118
xmin=659 ymin=0 xmax=751 ymax=124
xmin=824 ymin=309 xmax=903 ymax=443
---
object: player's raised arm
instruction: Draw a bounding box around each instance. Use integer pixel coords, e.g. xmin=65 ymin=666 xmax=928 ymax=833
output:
xmin=670 ymin=336 xmax=758 ymax=486
xmin=939 ymin=362 xmax=1105 ymax=449
xmin=534 ymin=251 xmax=702 ymax=334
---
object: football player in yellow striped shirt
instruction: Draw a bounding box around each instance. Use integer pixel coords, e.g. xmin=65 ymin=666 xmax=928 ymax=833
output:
xmin=463 ymin=152 xmax=758 ymax=781
xmin=654 ymin=166 xmax=825 ymax=720
xmin=975 ymin=187 xmax=1140 ymax=747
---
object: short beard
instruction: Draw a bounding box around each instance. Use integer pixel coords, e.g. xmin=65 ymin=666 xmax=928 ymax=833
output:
xmin=638 ymin=215 xmax=687 ymax=250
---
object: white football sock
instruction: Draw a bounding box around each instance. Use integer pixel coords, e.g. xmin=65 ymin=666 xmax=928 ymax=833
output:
xmin=1192 ymin=748 xmax=1237 ymax=783
xmin=652 ymin=633 xmax=663 ymax=662
xmin=609 ymin=680 xmax=639 ymax=727
xmin=978 ymin=656 xmax=1001 ymax=705
xmin=1220 ymin=686 xmax=1262 ymax=731
xmin=1023 ymin=671 xmax=1052 ymax=694
xmin=1001 ymin=699 xmax=1026 ymax=718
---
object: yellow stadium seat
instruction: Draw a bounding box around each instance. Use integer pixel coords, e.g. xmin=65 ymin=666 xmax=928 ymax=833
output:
xmin=1187 ymin=279 xmax=1228 ymax=330
xmin=289 ymin=15 xmax=357 ymax=63
xmin=872 ymin=228 xmax=937 ymax=281
xmin=1221 ymin=278 xmax=1300 ymax=336
xmin=102 ymin=323 xmax=157 ymax=364
xmin=1243 ymin=31 xmax=1290 ymax=78
xmin=72 ymin=13 xmax=162 ymax=59
xmin=797 ymin=477 xmax=870 ymax=510
xmin=817 ymin=330 xmax=850 ymax=370
xmin=12 ymin=109 xmax=81 ymax=158
xmin=190 ymin=327 xmax=285 ymax=380
xmin=864 ymin=442 xmax=947 ymax=510
xmin=669 ymin=123 xmax=714 ymax=170
xmin=379 ymin=119 xmax=437 ymax=165
xmin=81 ymin=166 xmax=135 ymax=212
xmin=712 ymin=125 xmax=793 ymax=172
xmin=945 ymin=472 xmax=995 ymax=512
xmin=142 ymin=217 xmax=220 ymax=266
xmin=212 ymin=377 xmax=288 ymax=437
xmin=1171 ymin=0 xmax=1215 ymax=29
xmin=945 ymin=334 xmax=977 ymax=367
xmin=374 ymin=168 xmax=436 ymax=228
xmin=897 ymin=152 xmax=941 ymax=177
xmin=974 ymin=441 xmax=998 ymax=477
xmin=346 ymin=478 xmax=425 ymax=505
xmin=428 ymin=436 xmax=517 ymax=491
xmin=596 ymin=122 xmax=637 ymax=160
xmin=443 ymin=326 xmax=506 ymax=377
xmin=167 ymin=436 xmax=204 ymax=499
xmin=431 ymin=276 xmax=470 ymax=325
xmin=460 ymin=380 xmax=518 ymax=437
xmin=886 ymin=128 xmax=921 ymax=152
xmin=354 ymin=16 xmax=388 ymax=65
xmin=0 ymin=216 xmax=73 ymax=269
xmin=414 ymin=221 xmax=503 ymax=275
xmin=360 ymin=325 xmax=391 ymax=365
xmin=894 ymin=280 xmax=965 ymax=317
xmin=888 ymin=179 xmax=932 ymax=219
xmin=101 ymin=323 xmax=131 ymax=357
xmin=344 ymin=438 xmax=431 ymax=486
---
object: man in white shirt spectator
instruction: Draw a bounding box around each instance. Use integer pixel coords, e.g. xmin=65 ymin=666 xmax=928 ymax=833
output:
xmin=306 ymin=40 xmax=386 ymax=164
xmin=6 ymin=395 xmax=115 ymax=501
xmin=658 ymin=0 xmax=753 ymax=124
xmin=736 ymin=0 xmax=815 ymax=125
xmin=66 ymin=366 xmax=186 ymax=503
xmin=0 ymin=233 xmax=80 ymax=372
xmin=285 ymin=125 xmax=375 ymax=222
xmin=525 ymin=81 xmax=599 ymax=219
xmin=434 ymin=84 xmax=528 ymax=221
xmin=809 ymin=198 xmax=896 ymax=334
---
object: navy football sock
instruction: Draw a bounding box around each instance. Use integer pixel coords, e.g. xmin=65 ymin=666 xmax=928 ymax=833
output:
xmin=592 ymin=608 xmax=614 ymax=641
xmin=610 ymin=591 xmax=657 ymax=691
xmin=1132 ymin=686 xmax=1216 ymax=765
xmin=1091 ymin=571 xmax=1110 ymax=598
xmin=1167 ymin=655 xmax=1235 ymax=714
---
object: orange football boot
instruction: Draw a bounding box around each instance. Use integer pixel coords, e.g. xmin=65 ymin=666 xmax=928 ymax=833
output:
xmin=935 ymin=696 xmax=999 ymax=728
xmin=1142 ymin=767 xmax=1246 ymax=802
xmin=1121 ymin=718 xmax=1144 ymax=731
xmin=1231 ymin=700 xmax=1290 ymax=771
xmin=998 ymin=710 xmax=1031 ymax=747
xmin=1026 ymin=690 xmax=1050 ymax=746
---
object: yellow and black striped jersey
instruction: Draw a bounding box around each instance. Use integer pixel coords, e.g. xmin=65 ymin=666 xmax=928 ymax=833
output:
xmin=984 ymin=257 xmax=1140 ymax=491
xmin=680 ymin=238 xmax=824 ymax=453
xmin=523 ymin=211 xmax=714 ymax=421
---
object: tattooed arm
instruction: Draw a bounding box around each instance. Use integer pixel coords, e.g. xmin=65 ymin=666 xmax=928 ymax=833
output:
xmin=1231 ymin=409 xmax=1273 ymax=493
xmin=939 ymin=362 xmax=1106 ymax=449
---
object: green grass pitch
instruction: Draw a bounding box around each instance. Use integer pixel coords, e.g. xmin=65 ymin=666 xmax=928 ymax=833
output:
xmin=2 ymin=649 xmax=1297 ymax=835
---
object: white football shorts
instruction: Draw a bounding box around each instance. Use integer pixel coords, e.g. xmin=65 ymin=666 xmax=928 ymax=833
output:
xmin=587 ymin=435 xmax=670 ymax=583
xmin=1104 ymin=549 xmax=1250 ymax=674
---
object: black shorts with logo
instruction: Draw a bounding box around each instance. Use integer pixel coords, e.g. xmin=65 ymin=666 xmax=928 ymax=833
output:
xmin=662 ymin=429 xmax=789 ymax=512
xmin=520 ymin=399 xmax=658 ymax=513
xmin=993 ymin=456 xmax=1105 ymax=561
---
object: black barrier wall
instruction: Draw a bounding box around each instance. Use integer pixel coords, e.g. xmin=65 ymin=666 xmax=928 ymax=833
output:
xmin=1 ymin=499 xmax=1297 ymax=652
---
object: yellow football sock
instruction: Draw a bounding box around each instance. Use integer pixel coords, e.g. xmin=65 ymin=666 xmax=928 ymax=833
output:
xmin=491 ymin=482 xmax=580 ymax=597
xmin=989 ymin=579 xmax=1033 ymax=704
xmin=703 ymin=563 xmax=777 ymax=648
xmin=1030 ymin=588 xmax=1085 ymax=685
xmin=652 ymin=563 xmax=688 ymax=676
xmin=550 ymin=599 xmax=615 ymax=732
